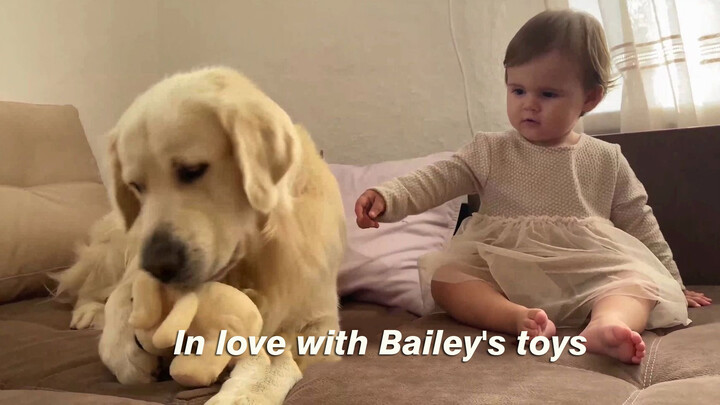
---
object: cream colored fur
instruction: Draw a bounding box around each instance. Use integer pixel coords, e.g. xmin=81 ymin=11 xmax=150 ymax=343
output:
xmin=54 ymin=67 xmax=346 ymax=404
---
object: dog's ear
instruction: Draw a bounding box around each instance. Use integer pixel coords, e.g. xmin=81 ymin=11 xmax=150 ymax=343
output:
xmin=219 ymin=99 xmax=300 ymax=214
xmin=108 ymin=129 xmax=140 ymax=229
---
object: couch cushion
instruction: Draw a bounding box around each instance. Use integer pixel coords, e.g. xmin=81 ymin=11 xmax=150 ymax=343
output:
xmin=0 ymin=287 xmax=716 ymax=403
xmin=0 ymin=390 xmax=162 ymax=405
xmin=339 ymin=300 xmax=418 ymax=344
xmin=627 ymin=376 xmax=720 ymax=404
xmin=0 ymin=299 xmax=212 ymax=404
xmin=0 ymin=102 xmax=101 ymax=187
xmin=285 ymin=285 xmax=720 ymax=404
xmin=0 ymin=101 xmax=110 ymax=303
xmin=0 ymin=297 xmax=416 ymax=404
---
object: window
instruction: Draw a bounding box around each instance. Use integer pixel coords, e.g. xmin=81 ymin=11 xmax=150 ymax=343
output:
xmin=569 ymin=0 xmax=623 ymax=134
xmin=569 ymin=0 xmax=720 ymax=133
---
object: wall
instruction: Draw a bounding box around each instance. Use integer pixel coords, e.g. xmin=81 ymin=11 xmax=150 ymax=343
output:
xmin=158 ymin=0 xmax=545 ymax=165
xmin=1 ymin=0 xmax=545 ymax=184
xmin=0 ymin=0 xmax=163 ymax=185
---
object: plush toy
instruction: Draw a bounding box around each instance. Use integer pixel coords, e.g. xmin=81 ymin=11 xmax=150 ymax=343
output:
xmin=128 ymin=270 xmax=263 ymax=387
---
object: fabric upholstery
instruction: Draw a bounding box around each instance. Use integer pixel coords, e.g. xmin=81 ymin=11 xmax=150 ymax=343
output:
xmin=330 ymin=153 xmax=464 ymax=315
xmin=0 ymin=101 xmax=110 ymax=303
xmin=286 ymin=286 xmax=720 ymax=404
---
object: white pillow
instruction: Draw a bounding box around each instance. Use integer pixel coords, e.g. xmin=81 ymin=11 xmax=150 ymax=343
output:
xmin=330 ymin=152 xmax=464 ymax=315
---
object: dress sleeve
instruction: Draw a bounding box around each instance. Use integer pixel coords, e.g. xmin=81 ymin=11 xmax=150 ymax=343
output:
xmin=609 ymin=145 xmax=685 ymax=289
xmin=372 ymin=133 xmax=490 ymax=222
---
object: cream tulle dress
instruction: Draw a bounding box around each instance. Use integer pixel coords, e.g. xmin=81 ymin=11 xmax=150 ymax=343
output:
xmin=374 ymin=131 xmax=689 ymax=329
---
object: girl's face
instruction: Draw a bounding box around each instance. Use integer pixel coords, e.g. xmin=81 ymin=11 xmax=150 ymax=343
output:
xmin=506 ymin=50 xmax=602 ymax=146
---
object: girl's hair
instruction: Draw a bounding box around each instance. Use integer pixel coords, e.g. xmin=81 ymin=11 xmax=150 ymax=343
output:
xmin=504 ymin=9 xmax=617 ymax=96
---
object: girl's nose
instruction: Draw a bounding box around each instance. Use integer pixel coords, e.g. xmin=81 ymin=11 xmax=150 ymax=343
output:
xmin=523 ymin=96 xmax=540 ymax=112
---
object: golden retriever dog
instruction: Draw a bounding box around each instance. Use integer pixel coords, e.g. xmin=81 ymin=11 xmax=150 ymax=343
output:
xmin=54 ymin=66 xmax=347 ymax=403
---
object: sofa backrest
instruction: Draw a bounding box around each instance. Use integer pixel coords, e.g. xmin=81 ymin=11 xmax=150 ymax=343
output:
xmin=599 ymin=125 xmax=720 ymax=286
xmin=0 ymin=101 xmax=110 ymax=302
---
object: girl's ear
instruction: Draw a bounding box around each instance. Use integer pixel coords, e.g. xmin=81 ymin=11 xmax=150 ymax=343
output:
xmin=582 ymin=85 xmax=604 ymax=115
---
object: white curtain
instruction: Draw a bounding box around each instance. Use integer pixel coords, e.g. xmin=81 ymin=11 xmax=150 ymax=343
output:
xmin=598 ymin=0 xmax=720 ymax=132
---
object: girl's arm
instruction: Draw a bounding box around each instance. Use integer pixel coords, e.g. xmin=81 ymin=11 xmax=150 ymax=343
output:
xmin=372 ymin=133 xmax=491 ymax=222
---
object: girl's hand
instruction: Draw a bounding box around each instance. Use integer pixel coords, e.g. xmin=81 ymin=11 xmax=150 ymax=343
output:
xmin=685 ymin=289 xmax=712 ymax=307
xmin=354 ymin=189 xmax=386 ymax=229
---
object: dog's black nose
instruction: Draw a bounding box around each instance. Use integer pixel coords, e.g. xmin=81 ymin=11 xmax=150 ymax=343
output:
xmin=141 ymin=229 xmax=187 ymax=283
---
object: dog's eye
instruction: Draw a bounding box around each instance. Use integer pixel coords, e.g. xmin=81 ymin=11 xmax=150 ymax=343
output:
xmin=129 ymin=182 xmax=145 ymax=194
xmin=177 ymin=163 xmax=209 ymax=184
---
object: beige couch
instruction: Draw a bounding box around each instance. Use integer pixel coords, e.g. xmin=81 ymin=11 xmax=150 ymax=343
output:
xmin=1 ymin=101 xmax=718 ymax=404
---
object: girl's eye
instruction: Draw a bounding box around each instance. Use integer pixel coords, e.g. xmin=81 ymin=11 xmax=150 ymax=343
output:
xmin=129 ymin=182 xmax=145 ymax=194
xmin=542 ymin=92 xmax=558 ymax=98
xmin=512 ymin=88 xmax=525 ymax=95
xmin=177 ymin=163 xmax=209 ymax=184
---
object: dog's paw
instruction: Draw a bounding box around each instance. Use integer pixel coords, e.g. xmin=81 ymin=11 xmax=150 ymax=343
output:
xmin=100 ymin=342 xmax=160 ymax=385
xmin=99 ymin=328 xmax=160 ymax=384
xmin=206 ymin=392 xmax=272 ymax=405
xmin=70 ymin=301 xmax=105 ymax=330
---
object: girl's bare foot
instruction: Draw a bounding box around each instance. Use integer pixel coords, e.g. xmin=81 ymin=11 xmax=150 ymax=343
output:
xmin=518 ymin=308 xmax=556 ymax=338
xmin=580 ymin=319 xmax=646 ymax=364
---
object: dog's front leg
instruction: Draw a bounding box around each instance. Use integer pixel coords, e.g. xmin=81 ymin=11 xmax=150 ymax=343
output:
xmin=292 ymin=314 xmax=342 ymax=372
xmin=99 ymin=277 xmax=160 ymax=384
xmin=206 ymin=349 xmax=302 ymax=405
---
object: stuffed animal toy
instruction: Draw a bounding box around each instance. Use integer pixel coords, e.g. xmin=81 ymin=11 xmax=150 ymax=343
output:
xmin=128 ymin=270 xmax=263 ymax=387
